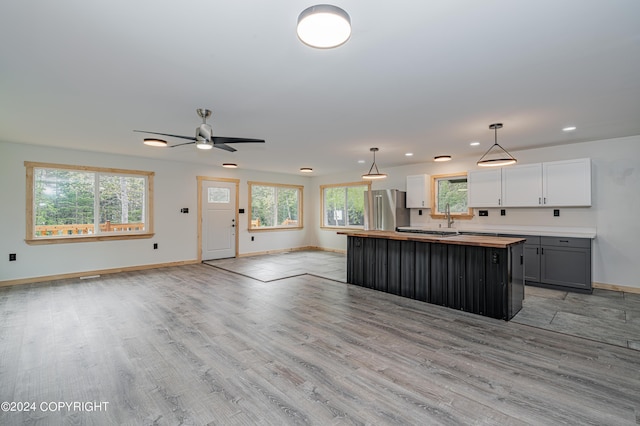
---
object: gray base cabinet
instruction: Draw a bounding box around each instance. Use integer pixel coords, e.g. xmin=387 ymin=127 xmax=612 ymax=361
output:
xmin=519 ymin=236 xmax=592 ymax=293
xmin=346 ymin=236 xmax=524 ymax=321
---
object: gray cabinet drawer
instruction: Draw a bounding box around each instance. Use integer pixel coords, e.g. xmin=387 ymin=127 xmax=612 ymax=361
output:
xmin=540 ymin=236 xmax=591 ymax=248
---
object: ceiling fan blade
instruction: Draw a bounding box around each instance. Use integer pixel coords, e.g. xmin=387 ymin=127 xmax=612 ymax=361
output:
xmin=211 ymin=136 xmax=265 ymax=144
xmin=167 ymin=141 xmax=196 ymax=148
xmin=134 ymin=130 xmax=196 ymax=141
xmin=214 ymin=143 xmax=237 ymax=152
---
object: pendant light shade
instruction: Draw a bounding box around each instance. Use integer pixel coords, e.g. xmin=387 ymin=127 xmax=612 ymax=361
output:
xmin=362 ymin=148 xmax=387 ymax=180
xmin=477 ymin=123 xmax=517 ymax=167
xmin=297 ymin=4 xmax=351 ymax=49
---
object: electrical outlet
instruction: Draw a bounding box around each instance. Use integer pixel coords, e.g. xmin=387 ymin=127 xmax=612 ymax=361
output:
xmin=479 ymin=210 xmax=488 ymax=217
xmin=251 ymin=236 xmax=255 ymax=241
xmin=153 ymin=243 xmax=158 ymax=249
xmin=418 ymin=209 xmax=422 ymax=216
xmin=501 ymin=209 xmax=506 ymax=216
xmin=9 ymin=253 xmax=16 ymax=261
xmin=554 ymin=209 xmax=560 ymax=217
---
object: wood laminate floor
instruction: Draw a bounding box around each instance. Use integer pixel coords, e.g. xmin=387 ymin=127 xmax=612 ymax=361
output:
xmin=207 ymin=250 xmax=640 ymax=352
xmin=1 ymin=257 xmax=639 ymax=425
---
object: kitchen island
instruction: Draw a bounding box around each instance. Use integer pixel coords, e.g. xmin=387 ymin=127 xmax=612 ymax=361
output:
xmin=338 ymin=230 xmax=525 ymax=320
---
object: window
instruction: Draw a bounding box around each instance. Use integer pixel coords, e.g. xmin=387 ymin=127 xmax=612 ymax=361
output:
xmin=320 ymin=182 xmax=371 ymax=228
xmin=25 ymin=162 xmax=154 ymax=244
xmin=249 ymin=182 xmax=303 ymax=230
xmin=430 ymin=173 xmax=473 ymax=219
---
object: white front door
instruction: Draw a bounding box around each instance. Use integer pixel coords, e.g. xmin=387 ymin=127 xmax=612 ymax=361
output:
xmin=201 ymin=181 xmax=236 ymax=260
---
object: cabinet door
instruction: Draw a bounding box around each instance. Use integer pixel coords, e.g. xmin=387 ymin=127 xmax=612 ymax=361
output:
xmin=484 ymin=248 xmax=508 ymax=320
xmin=406 ymin=174 xmax=430 ymax=208
xmin=524 ymin=244 xmax=541 ymax=282
xmin=542 ymin=158 xmax=591 ymax=206
xmin=468 ymin=169 xmax=502 ymax=207
xmin=502 ymin=163 xmax=543 ymax=207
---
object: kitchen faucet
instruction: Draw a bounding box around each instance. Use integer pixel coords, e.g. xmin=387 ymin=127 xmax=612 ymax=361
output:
xmin=445 ymin=203 xmax=454 ymax=228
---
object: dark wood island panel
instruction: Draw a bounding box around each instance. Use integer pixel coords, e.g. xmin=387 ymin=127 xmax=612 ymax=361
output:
xmin=340 ymin=231 xmax=525 ymax=320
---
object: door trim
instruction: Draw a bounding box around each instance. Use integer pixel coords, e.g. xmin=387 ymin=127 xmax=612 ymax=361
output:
xmin=197 ymin=176 xmax=240 ymax=261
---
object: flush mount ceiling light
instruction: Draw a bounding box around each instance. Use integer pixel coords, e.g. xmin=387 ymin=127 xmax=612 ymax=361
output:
xmin=300 ymin=167 xmax=313 ymax=173
xmin=470 ymin=141 xmax=480 ymax=146
xmin=563 ymin=126 xmax=577 ymax=132
xmin=222 ymin=163 xmax=238 ymax=168
xmin=297 ymin=4 xmax=351 ymax=49
xmin=434 ymin=155 xmax=452 ymax=162
xmin=477 ymin=123 xmax=517 ymax=167
xmin=143 ymin=138 xmax=168 ymax=147
xmin=362 ymin=147 xmax=387 ymax=180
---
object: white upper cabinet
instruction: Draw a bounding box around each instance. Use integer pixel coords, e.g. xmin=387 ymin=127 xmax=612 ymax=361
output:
xmin=467 ymin=169 xmax=502 ymax=207
xmin=406 ymin=174 xmax=430 ymax=208
xmin=502 ymin=163 xmax=543 ymax=207
xmin=543 ymin=158 xmax=591 ymax=206
xmin=468 ymin=158 xmax=591 ymax=208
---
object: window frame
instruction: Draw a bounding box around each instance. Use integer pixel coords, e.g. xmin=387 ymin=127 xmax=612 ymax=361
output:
xmin=25 ymin=161 xmax=154 ymax=245
xmin=430 ymin=172 xmax=474 ymax=220
xmin=248 ymin=181 xmax=303 ymax=231
xmin=320 ymin=181 xmax=371 ymax=230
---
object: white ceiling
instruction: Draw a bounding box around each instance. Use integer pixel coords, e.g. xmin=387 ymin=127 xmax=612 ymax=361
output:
xmin=1 ymin=1 xmax=639 ymax=176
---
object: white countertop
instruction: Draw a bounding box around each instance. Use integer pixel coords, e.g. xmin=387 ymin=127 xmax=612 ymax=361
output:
xmin=397 ymin=225 xmax=597 ymax=239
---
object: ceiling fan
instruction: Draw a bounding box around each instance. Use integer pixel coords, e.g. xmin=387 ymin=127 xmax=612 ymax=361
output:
xmin=134 ymin=108 xmax=265 ymax=152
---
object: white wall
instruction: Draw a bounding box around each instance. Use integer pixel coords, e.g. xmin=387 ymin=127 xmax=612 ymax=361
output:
xmin=311 ymin=135 xmax=640 ymax=289
xmin=2 ymin=135 xmax=639 ymax=289
xmin=0 ymin=141 xmax=314 ymax=282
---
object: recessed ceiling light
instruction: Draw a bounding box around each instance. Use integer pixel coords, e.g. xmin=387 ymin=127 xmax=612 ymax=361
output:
xmin=434 ymin=155 xmax=452 ymax=162
xmin=470 ymin=141 xmax=480 ymax=146
xmin=405 ymin=152 xmax=413 ymax=157
xmin=300 ymin=167 xmax=313 ymax=173
xmin=563 ymin=126 xmax=577 ymax=132
xmin=357 ymin=160 xmax=365 ymax=164
xmin=222 ymin=163 xmax=238 ymax=168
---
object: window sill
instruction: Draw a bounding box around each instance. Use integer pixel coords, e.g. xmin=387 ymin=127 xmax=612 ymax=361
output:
xmin=320 ymin=226 xmax=365 ymax=231
xmin=25 ymin=233 xmax=155 ymax=245
xmin=248 ymin=227 xmax=303 ymax=233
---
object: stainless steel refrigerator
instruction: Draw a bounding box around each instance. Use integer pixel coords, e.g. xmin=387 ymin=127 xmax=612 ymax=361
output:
xmin=364 ymin=189 xmax=410 ymax=231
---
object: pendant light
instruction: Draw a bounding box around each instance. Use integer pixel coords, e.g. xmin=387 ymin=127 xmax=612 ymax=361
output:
xmin=297 ymin=5 xmax=351 ymax=49
xmin=477 ymin=123 xmax=517 ymax=167
xmin=362 ymin=148 xmax=387 ymax=180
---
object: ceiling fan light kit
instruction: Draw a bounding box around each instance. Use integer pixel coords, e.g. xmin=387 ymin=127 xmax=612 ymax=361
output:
xmin=362 ymin=147 xmax=388 ymax=180
xmin=477 ymin=123 xmax=517 ymax=167
xmin=297 ymin=4 xmax=351 ymax=49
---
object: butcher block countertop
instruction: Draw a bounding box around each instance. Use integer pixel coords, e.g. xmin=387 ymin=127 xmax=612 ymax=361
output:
xmin=337 ymin=230 xmax=525 ymax=249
